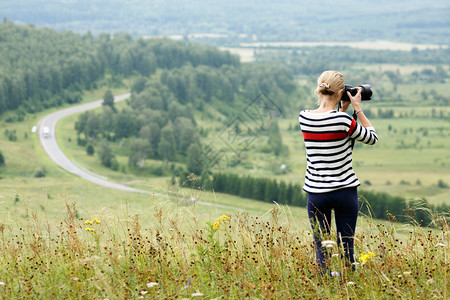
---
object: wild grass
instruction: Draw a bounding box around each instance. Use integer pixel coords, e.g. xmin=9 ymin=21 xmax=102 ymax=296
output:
xmin=0 ymin=76 xmax=448 ymax=298
xmin=0 ymin=196 xmax=447 ymax=299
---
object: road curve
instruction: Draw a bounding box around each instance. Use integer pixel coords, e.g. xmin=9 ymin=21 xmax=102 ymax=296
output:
xmin=37 ymin=94 xmax=232 ymax=209
xmin=37 ymin=93 xmax=152 ymax=194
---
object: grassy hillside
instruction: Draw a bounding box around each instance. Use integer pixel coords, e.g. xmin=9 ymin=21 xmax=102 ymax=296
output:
xmin=0 ymin=192 xmax=447 ymax=298
xmin=0 ymin=18 xmax=447 ymax=298
xmin=0 ymin=79 xmax=447 ymax=299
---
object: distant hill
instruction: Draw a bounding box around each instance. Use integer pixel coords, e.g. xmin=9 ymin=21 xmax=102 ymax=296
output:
xmin=1 ymin=0 xmax=449 ymax=45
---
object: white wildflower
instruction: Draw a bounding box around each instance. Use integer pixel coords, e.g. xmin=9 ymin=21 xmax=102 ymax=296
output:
xmin=347 ymin=281 xmax=355 ymax=286
xmin=403 ymin=271 xmax=412 ymax=276
xmin=0 ymin=282 xmax=5 ymax=286
xmin=435 ymin=243 xmax=446 ymax=247
xmin=146 ymin=282 xmax=159 ymax=288
xmin=191 ymin=292 xmax=204 ymax=297
xmin=321 ymin=240 xmax=336 ymax=247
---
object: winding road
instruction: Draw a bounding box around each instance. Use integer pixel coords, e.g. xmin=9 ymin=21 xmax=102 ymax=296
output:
xmin=37 ymin=94 xmax=231 ymax=209
xmin=37 ymin=93 xmax=152 ymax=193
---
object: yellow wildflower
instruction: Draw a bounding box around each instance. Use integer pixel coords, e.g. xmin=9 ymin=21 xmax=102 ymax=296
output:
xmin=359 ymin=253 xmax=370 ymax=263
xmin=359 ymin=252 xmax=375 ymax=263
xmin=212 ymin=215 xmax=230 ymax=231
xmin=93 ymin=218 xmax=100 ymax=224
xmin=213 ymin=222 xmax=220 ymax=230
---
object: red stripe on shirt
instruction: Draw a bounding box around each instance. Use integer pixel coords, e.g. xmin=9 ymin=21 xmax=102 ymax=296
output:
xmin=348 ymin=119 xmax=357 ymax=136
xmin=302 ymin=131 xmax=348 ymax=140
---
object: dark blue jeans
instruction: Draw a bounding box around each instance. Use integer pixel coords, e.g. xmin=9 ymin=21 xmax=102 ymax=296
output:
xmin=307 ymin=187 xmax=358 ymax=271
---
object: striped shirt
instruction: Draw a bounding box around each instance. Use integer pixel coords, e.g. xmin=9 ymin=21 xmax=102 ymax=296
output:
xmin=299 ymin=110 xmax=378 ymax=193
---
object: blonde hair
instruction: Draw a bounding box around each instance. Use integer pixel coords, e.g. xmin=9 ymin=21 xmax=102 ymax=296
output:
xmin=315 ymin=70 xmax=345 ymax=97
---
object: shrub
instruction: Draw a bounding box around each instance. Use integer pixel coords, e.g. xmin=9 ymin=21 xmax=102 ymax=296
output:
xmin=33 ymin=167 xmax=47 ymax=178
xmin=437 ymin=179 xmax=448 ymax=188
xmin=110 ymin=158 xmax=119 ymax=171
xmin=77 ymin=137 xmax=87 ymax=146
xmin=86 ymin=144 xmax=95 ymax=156
xmin=0 ymin=150 xmax=5 ymax=167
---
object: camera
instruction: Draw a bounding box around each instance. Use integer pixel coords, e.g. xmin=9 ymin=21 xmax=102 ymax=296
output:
xmin=341 ymin=84 xmax=372 ymax=101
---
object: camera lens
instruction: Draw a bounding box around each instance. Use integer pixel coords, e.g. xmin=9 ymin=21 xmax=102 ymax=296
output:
xmin=359 ymin=84 xmax=372 ymax=101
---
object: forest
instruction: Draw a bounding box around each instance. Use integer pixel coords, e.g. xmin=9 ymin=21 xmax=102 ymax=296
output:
xmin=0 ymin=21 xmax=240 ymax=117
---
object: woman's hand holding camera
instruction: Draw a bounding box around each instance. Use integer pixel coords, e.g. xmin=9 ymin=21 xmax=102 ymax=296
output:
xmin=339 ymin=87 xmax=361 ymax=113
xmin=346 ymin=87 xmax=373 ymax=127
xmin=348 ymin=87 xmax=362 ymax=112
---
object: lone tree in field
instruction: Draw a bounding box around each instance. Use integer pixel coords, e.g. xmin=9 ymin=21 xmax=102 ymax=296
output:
xmin=102 ymin=90 xmax=116 ymax=112
xmin=0 ymin=150 xmax=5 ymax=167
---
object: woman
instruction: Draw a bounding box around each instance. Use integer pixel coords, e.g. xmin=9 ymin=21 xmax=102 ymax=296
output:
xmin=298 ymin=70 xmax=378 ymax=274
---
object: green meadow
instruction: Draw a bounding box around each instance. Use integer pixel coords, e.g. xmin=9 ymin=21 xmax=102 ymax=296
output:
xmin=0 ymin=65 xmax=448 ymax=298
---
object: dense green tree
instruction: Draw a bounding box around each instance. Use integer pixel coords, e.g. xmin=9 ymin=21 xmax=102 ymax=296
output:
xmin=128 ymin=138 xmax=150 ymax=168
xmin=186 ymin=143 xmax=203 ymax=175
xmin=75 ymin=111 xmax=89 ymax=136
xmin=174 ymin=117 xmax=198 ymax=155
xmin=277 ymin=181 xmax=287 ymax=204
xmin=99 ymin=106 xmax=115 ymax=136
xmin=252 ymin=178 xmax=267 ymax=201
xmin=267 ymin=121 xmax=284 ymax=156
xmin=291 ymin=185 xmax=306 ymax=207
xmin=157 ymin=122 xmax=176 ymax=161
xmin=212 ymin=173 xmax=227 ymax=193
xmin=114 ymin=109 xmax=138 ymax=139
xmin=264 ymin=179 xmax=278 ymax=203
xmin=225 ymin=174 xmax=241 ymax=195
xmin=85 ymin=112 xmax=101 ymax=140
xmin=102 ymin=90 xmax=115 ymax=111
xmin=138 ymin=124 xmax=159 ymax=158
xmin=239 ymin=176 xmax=254 ymax=199
xmin=0 ymin=150 xmax=5 ymax=167
xmin=98 ymin=140 xmax=115 ymax=168
xmin=86 ymin=144 xmax=95 ymax=156
xmin=131 ymin=77 xmax=147 ymax=94
xmin=157 ymin=136 xmax=176 ymax=162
